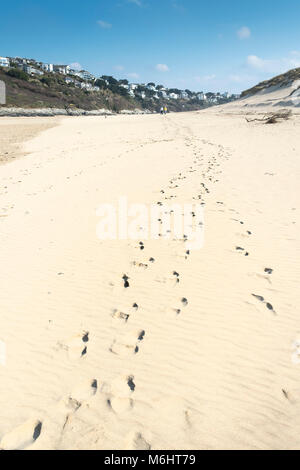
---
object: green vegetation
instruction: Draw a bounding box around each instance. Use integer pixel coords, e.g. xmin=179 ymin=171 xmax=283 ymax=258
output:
xmin=0 ymin=63 xmax=224 ymax=112
xmin=0 ymin=68 xmax=136 ymax=111
xmin=7 ymin=67 xmax=29 ymax=81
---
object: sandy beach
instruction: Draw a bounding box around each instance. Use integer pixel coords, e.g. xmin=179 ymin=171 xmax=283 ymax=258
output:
xmin=0 ymin=117 xmax=59 ymax=165
xmin=0 ymin=110 xmax=300 ymax=450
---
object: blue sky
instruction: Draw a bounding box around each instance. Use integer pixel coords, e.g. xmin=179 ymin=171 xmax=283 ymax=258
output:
xmin=1 ymin=0 xmax=300 ymax=93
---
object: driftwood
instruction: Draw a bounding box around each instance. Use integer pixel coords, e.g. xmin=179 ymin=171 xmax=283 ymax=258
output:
xmin=246 ymin=109 xmax=292 ymax=124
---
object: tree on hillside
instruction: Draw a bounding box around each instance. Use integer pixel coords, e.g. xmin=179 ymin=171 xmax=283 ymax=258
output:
xmin=95 ymin=79 xmax=108 ymax=89
xmin=101 ymin=75 xmax=118 ymax=86
xmin=169 ymin=88 xmax=181 ymax=94
xmin=7 ymin=68 xmax=28 ymax=81
xmin=108 ymin=83 xmax=130 ymax=97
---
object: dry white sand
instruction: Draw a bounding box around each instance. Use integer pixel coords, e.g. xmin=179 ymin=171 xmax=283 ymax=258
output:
xmin=222 ymin=80 xmax=300 ymax=112
xmin=0 ymin=110 xmax=300 ymax=450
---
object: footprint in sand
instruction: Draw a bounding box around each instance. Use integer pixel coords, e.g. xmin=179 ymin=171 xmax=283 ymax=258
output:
xmin=132 ymin=261 xmax=148 ymax=270
xmin=112 ymin=310 xmax=130 ymax=323
xmin=169 ymin=298 xmax=189 ymax=316
xmin=58 ymin=331 xmax=89 ymax=360
xmin=108 ymin=375 xmax=136 ymax=413
xmin=124 ymin=430 xmax=151 ymax=450
xmin=264 ymin=268 xmax=273 ymax=275
xmin=236 ymin=246 xmax=249 ymax=257
xmin=109 ymin=330 xmax=145 ymax=356
xmin=69 ymin=379 xmax=98 ymax=403
xmin=0 ymin=419 xmax=42 ymax=450
xmin=123 ymin=274 xmax=130 ymax=288
xmin=52 ymin=379 xmax=98 ymax=437
xmin=251 ymin=294 xmax=276 ymax=314
xmin=111 ymin=303 xmax=139 ymax=323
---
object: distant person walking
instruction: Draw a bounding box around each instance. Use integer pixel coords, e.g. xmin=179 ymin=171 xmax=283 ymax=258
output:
xmin=164 ymin=106 xmax=168 ymax=115
xmin=160 ymin=107 xmax=164 ymax=115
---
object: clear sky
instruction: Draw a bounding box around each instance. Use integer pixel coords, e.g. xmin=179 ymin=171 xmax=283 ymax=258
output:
xmin=1 ymin=0 xmax=300 ymax=93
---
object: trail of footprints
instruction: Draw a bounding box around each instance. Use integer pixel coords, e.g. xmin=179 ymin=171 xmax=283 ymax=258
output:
xmin=230 ymin=215 xmax=276 ymax=314
xmin=0 ymin=139 xmax=236 ymax=449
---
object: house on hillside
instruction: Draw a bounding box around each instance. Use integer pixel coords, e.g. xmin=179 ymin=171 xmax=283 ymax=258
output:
xmin=147 ymin=84 xmax=156 ymax=91
xmin=11 ymin=57 xmax=26 ymax=68
xmin=74 ymin=70 xmax=95 ymax=81
xmin=160 ymin=90 xmax=169 ymax=99
xmin=79 ymin=82 xmax=99 ymax=92
xmin=169 ymin=93 xmax=179 ymax=100
xmin=53 ymin=65 xmax=70 ymax=75
xmin=0 ymin=57 xmax=10 ymax=68
xmin=136 ymin=90 xmax=146 ymax=99
xmin=23 ymin=65 xmax=44 ymax=76
xmin=41 ymin=63 xmax=54 ymax=73
xmin=197 ymin=92 xmax=205 ymax=100
xmin=65 ymin=76 xmax=75 ymax=85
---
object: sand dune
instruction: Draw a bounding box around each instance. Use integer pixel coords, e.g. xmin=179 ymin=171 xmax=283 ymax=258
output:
xmin=222 ymin=80 xmax=300 ymax=112
xmin=0 ymin=111 xmax=300 ymax=450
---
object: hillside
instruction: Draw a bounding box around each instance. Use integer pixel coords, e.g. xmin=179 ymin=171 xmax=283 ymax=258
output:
xmin=0 ymin=68 xmax=138 ymax=112
xmin=0 ymin=67 xmax=216 ymax=113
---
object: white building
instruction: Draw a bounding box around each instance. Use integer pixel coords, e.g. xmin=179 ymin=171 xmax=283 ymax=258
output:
xmin=41 ymin=63 xmax=53 ymax=73
xmin=79 ymin=82 xmax=99 ymax=92
xmin=137 ymin=91 xmax=146 ymax=99
xmin=23 ymin=64 xmax=44 ymax=76
xmin=197 ymin=92 xmax=205 ymax=101
xmin=180 ymin=91 xmax=189 ymax=99
xmin=74 ymin=70 xmax=95 ymax=81
xmin=65 ymin=76 xmax=75 ymax=84
xmin=0 ymin=57 xmax=10 ymax=68
xmin=169 ymin=93 xmax=179 ymax=100
xmin=160 ymin=90 xmax=169 ymax=99
xmin=53 ymin=65 xmax=70 ymax=75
